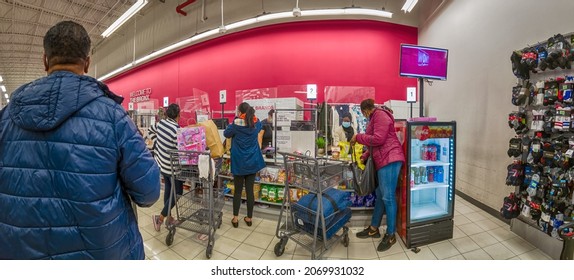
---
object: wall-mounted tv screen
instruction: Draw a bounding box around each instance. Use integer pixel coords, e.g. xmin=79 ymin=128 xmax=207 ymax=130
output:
xmin=399 ymin=44 xmax=448 ymax=80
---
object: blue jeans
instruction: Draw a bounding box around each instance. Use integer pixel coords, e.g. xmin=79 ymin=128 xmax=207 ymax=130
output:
xmin=161 ymin=174 xmax=184 ymax=217
xmin=371 ymin=161 xmax=402 ymax=234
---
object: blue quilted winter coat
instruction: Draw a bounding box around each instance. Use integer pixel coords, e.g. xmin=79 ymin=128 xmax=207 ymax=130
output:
xmin=0 ymin=71 xmax=160 ymax=259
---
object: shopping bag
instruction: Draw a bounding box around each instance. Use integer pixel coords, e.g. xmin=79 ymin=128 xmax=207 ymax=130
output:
xmin=350 ymin=146 xmax=376 ymax=196
xmin=198 ymin=119 xmax=224 ymax=158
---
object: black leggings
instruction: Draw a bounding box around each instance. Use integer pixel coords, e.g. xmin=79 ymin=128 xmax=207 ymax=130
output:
xmin=233 ymin=174 xmax=256 ymax=218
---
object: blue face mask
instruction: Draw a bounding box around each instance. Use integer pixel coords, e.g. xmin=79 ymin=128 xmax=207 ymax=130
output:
xmin=342 ymin=121 xmax=351 ymax=128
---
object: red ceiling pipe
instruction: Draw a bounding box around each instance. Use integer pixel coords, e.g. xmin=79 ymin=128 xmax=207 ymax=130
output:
xmin=176 ymin=0 xmax=197 ymax=16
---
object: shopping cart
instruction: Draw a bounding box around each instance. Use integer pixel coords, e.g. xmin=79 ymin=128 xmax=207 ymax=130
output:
xmin=559 ymin=221 xmax=574 ymax=260
xmin=165 ymin=150 xmax=224 ymax=259
xmin=274 ymin=152 xmax=350 ymax=260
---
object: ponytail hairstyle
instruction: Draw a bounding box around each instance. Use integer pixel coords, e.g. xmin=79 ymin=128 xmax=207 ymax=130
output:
xmin=246 ymin=106 xmax=256 ymax=128
xmin=238 ymin=102 xmax=256 ymax=128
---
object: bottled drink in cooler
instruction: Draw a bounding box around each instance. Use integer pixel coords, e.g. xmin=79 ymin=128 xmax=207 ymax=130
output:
xmin=435 ymin=166 xmax=444 ymax=183
xmin=427 ymin=166 xmax=434 ymax=182
xmin=419 ymin=166 xmax=427 ymax=184
xmin=413 ymin=167 xmax=420 ymax=185
xmin=421 ymin=144 xmax=427 ymax=161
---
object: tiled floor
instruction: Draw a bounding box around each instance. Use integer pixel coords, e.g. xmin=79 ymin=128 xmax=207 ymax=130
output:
xmin=138 ymin=194 xmax=552 ymax=260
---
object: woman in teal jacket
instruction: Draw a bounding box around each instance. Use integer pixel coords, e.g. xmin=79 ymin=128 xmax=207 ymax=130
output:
xmin=224 ymin=102 xmax=265 ymax=228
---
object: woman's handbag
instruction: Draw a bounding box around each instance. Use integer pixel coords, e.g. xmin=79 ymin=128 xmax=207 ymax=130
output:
xmin=350 ymin=145 xmax=376 ymax=196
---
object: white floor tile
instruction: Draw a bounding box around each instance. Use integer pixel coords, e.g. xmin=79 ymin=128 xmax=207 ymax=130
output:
xmin=149 ymin=249 xmax=185 ymax=260
xmin=463 ymin=212 xmax=489 ymax=222
xmin=468 ymin=232 xmax=498 ymax=248
xmin=380 ymin=252 xmax=409 ymax=260
xmin=292 ymin=244 xmax=312 ymax=257
xmin=458 ymin=223 xmax=485 ymax=236
xmin=405 ymin=246 xmax=437 ymax=260
xmin=452 ymin=226 xmax=467 ymax=239
xmin=348 ymin=241 xmax=378 ymax=260
xmin=488 ymin=227 xmax=517 ymax=242
xmin=140 ymin=229 xmax=154 ymax=241
xmin=489 ymin=217 xmax=510 ymax=228
xmin=227 ymin=256 xmax=238 ymax=260
xmin=244 ymin=231 xmax=275 ymax=249
xmin=482 ymin=242 xmax=516 ymax=260
xmin=518 ymin=249 xmax=551 ymax=260
xmin=449 ymin=237 xmax=480 ymax=254
xmin=142 ymin=237 xmax=170 ymax=257
xmin=292 ymin=254 xmax=311 ymax=260
xmin=323 ymin=241 xmax=348 ymax=259
xmin=230 ymin=243 xmax=265 ymax=260
xmin=455 ymin=205 xmax=475 ymax=215
xmin=225 ymin=227 xmax=253 ymax=243
xmin=444 ymin=254 xmax=465 ymax=260
xmin=213 ymin=236 xmax=242 ymax=256
xmin=454 ymin=215 xmax=472 ymax=226
xmin=254 ymin=220 xmax=279 ymax=235
xmin=474 ymin=219 xmax=500 ymax=231
xmin=429 ymin=241 xmax=461 ymax=259
xmin=501 ymin=237 xmax=536 ymax=255
xmin=170 ymin=238 xmax=205 ymax=259
xmin=462 ymin=249 xmax=492 ymax=260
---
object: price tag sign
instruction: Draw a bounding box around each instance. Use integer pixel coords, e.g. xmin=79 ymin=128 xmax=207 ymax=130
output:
xmin=307 ymin=84 xmax=317 ymax=100
xmin=163 ymin=97 xmax=169 ymax=107
xmin=219 ymin=90 xmax=227 ymax=104
xmin=128 ymin=102 xmax=134 ymax=110
xmin=407 ymin=87 xmax=416 ymax=103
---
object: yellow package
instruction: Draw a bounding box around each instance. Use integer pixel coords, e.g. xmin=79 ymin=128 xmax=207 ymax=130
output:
xmin=353 ymin=143 xmax=365 ymax=170
xmin=339 ymin=141 xmax=350 ymax=160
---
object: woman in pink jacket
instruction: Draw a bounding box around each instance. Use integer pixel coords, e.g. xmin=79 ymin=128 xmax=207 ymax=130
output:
xmin=351 ymin=99 xmax=405 ymax=252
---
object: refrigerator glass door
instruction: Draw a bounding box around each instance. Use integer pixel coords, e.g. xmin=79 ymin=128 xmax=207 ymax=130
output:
xmin=408 ymin=123 xmax=455 ymax=225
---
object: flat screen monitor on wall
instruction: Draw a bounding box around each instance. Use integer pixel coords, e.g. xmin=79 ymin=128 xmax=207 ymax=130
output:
xmin=399 ymin=44 xmax=448 ymax=81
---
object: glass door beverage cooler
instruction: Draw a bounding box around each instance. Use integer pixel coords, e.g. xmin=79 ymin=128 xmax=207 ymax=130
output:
xmin=395 ymin=121 xmax=456 ymax=249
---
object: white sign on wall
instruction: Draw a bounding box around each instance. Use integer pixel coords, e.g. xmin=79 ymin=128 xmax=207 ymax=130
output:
xmin=197 ymin=114 xmax=209 ymax=123
xmin=219 ymin=90 xmax=227 ymax=104
xmin=406 ymin=87 xmax=417 ymax=103
xmin=307 ymin=84 xmax=317 ymax=100
xmin=163 ymin=97 xmax=169 ymax=107
xmin=128 ymin=102 xmax=134 ymax=110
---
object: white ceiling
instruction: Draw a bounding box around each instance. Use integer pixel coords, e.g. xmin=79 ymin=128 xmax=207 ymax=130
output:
xmin=0 ymin=0 xmax=444 ymax=105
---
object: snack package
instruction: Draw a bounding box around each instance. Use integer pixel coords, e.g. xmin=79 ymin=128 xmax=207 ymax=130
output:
xmin=277 ymin=187 xmax=285 ymax=203
xmin=352 ymin=143 xmax=365 ymax=170
xmin=260 ymin=167 xmax=280 ymax=183
xmin=261 ymin=185 xmax=269 ymax=201
xmin=268 ymin=187 xmax=277 ymax=203
xmin=339 ymin=141 xmax=350 ymax=160
xmin=253 ymin=183 xmax=261 ymax=201
xmin=364 ymin=193 xmax=376 ymax=207
xmin=290 ymin=188 xmax=299 ymax=202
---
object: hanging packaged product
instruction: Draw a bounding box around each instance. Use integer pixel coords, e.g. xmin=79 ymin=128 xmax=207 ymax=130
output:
xmin=531 ymin=109 xmax=545 ymax=132
xmin=177 ymin=126 xmax=207 ymax=164
xmin=534 ymin=81 xmax=545 ymax=105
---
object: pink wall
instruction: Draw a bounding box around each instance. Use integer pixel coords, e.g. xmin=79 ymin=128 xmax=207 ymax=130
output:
xmin=105 ymin=19 xmax=418 ymax=118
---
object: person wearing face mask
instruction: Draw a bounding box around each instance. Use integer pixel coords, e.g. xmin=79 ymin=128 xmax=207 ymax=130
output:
xmin=333 ymin=112 xmax=355 ymax=148
xmin=350 ymin=99 xmax=405 ymax=252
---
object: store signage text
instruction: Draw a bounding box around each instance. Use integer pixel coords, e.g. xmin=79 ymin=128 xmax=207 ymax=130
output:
xmin=129 ymin=88 xmax=152 ymax=103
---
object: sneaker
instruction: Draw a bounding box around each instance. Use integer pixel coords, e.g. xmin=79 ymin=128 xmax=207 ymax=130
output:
xmin=377 ymin=233 xmax=396 ymax=252
xmin=167 ymin=216 xmax=183 ymax=226
xmin=356 ymin=226 xmax=381 ymax=239
xmin=152 ymin=215 xmax=162 ymax=232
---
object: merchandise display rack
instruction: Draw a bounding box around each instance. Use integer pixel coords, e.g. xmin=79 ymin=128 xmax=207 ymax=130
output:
xmin=506 ymin=32 xmax=574 ymax=259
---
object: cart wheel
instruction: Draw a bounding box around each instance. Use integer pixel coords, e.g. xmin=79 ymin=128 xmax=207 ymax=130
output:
xmin=218 ymin=217 xmax=222 ymax=229
xmin=411 ymin=247 xmax=421 ymax=254
xmin=166 ymin=232 xmax=175 ymax=246
xmin=274 ymin=241 xmax=286 ymax=257
xmin=343 ymin=233 xmax=349 ymax=247
xmin=206 ymin=245 xmax=213 ymax=259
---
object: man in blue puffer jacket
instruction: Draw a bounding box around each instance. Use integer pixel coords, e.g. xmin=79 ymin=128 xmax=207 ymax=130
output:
xmin=0 ymin=21 xmax=161 ymax=259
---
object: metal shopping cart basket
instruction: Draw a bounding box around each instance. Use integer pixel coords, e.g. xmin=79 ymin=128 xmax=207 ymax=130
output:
xmin=274 ymin=152 xmax=350 ymax=260
xmin=165 ymin=150 xmax=224 ymax=259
